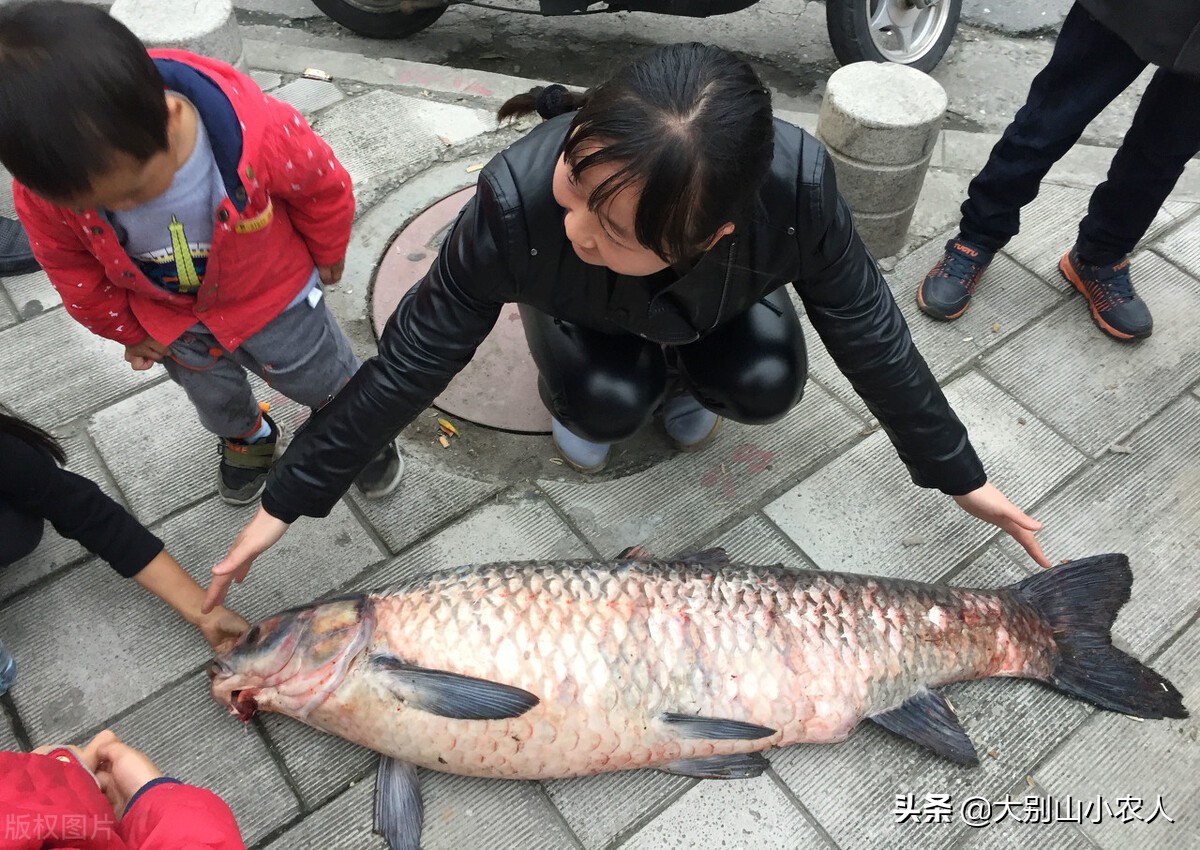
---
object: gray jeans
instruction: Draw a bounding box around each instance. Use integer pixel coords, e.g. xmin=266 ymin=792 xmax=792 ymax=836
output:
xmin=162 ymin=288 xmax=360 ymax=438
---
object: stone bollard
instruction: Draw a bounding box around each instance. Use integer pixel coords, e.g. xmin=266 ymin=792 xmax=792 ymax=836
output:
xmin=816 ymin=62 xmax=947 ymax=259
xmin=109 ymin=0 xmax=245 ymax=72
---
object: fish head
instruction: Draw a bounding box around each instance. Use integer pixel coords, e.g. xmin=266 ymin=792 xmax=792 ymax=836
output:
xmin=208 ymin=595 xmax=374 ymax=722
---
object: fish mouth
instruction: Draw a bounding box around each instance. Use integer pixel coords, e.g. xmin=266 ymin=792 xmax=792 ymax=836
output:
xmin=229 ymin=689 xmax=260 ymax=722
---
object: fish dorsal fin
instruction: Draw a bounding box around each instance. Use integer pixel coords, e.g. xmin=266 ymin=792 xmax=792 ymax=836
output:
xmin=870 ymin=688 xmax=979 ymax=765
xmin=661 ymin=752 xmax=770 ymax=779
xmin=370 ymin=655 xmax=540 ymax=720
xmin=660 ymin=712 xmax=776 ymax=740
xmin=618 ymin=545 xmax=655 ymax=561
xmin=374 ymin=757 xmax=424 ymax=850
xmin=673 ymin=547 xmax=731 ymax=565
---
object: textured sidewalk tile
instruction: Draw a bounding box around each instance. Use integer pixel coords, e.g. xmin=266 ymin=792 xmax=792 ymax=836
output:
xmin=980 ymin=251 xmax=1200 ymax=457
xmin=619 ymin=775 xmax=828 ymax=850
xmin=1035 ymin=619 xmax=1198 ymax=850
xmin=263 ymin=770 xmax=581 ymax=850
xmin=711 ymin=513 xmax=817 ymax=569
xmin=0 ymin=428 xmax=124 ymax=601
xmin=314 ymin=91 xmax=491 ymax=190
xmin=953 ymin=777 xmax=1097 ymax=850
xmin=90 ymin=376 xmax=313 ymax=527
xmin=1 ymin=269 xmax=58 ymax=320
xmin=995 ymin=396 xmax=1200 ymax=658
xmin=0 ymin=289 xmax=15 ymax=329
xmin=771 ymin=549 xmax=1092 ymax=850
xmin=259 ymin=713 xmax=376 ymax=810
xmin=0 ymin=309 xmax=160 ymax=426
xmin=250 ymin=70 xmax=283 ymax=92
xmin=351 ymin=491 xmax=591 ymax=590
xmin=0 ymin=712 xmax=20 ymax=750
xmin=345 ymin=456 xmax=505 ymax=554
xmin=764 ymin=372 xmax=1084 ymax=579
xmin=998 ymin=183 xmax=1185 ymax=282
xmin=110 ymin=672 xmax=300 ymax=846
xmin=1151 ymin=207 xmax=1200 ymax=271
xmin=538 ymin=383 xmax=860 ymax=558
xmin=272 ymin=77 xmax=345 ymax=114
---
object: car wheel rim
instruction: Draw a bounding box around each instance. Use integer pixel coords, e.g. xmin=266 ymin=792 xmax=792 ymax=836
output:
xmin=867 ymin=0 xmax=953 ymax=64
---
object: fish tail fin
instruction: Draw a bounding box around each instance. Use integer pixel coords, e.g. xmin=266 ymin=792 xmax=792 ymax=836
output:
xmin=1014 ymin=553 xmax=1187 ymax=720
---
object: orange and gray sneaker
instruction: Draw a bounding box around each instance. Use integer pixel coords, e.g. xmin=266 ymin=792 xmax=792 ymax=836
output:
xmin=218 ymin=412 xmax=283 ymax=505
xmin=916 ymin=237 xmax=995 ymax=321
xmin=1058 ymin=248 xmax=1152 ymax=341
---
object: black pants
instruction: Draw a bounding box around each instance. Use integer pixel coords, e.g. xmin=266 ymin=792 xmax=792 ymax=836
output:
xmin=1 ymin=501 xmax=43 ymax=567
xmin=960 ymin=2 xmax=1200 ymax=264
xmin=521 ymin=287 xmax=807 ymax=443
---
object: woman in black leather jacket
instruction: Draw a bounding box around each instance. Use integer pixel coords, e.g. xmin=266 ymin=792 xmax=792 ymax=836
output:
xmin=203 ymin=43 xmax=1049 ymax=612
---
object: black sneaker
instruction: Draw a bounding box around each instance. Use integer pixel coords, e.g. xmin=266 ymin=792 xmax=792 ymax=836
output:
xmin=218 ymin=413 xmax=282 ymax=506
xmin=916 ymin=237 xmax=994 ymax=320
xmin=0 ymin=216 xmax=40 ymax=276
xmin=1058 ymin=249 xmax=1152 ymax=341
xmin=355 ymin=440 xmax=404 ymax=498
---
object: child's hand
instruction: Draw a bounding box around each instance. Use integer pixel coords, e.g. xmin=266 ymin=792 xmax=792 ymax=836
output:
xmin=317 ymin=259 xmax=344 ymax=286
xmin=94 ymin=733 xmax=165 ymax=818
xmin=33 ymin=729 xmax=119 ymax=780
xmin=199 ymin=606 xmax=252 ymax=653
xmin=124 ymin=338 xmax=170 ymax=371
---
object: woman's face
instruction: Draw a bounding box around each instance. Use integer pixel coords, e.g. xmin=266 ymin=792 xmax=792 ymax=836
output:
xmin=552 ymin=151 xmax=671 ymax=277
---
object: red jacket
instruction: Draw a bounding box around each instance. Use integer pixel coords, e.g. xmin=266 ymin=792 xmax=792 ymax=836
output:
xmin=0 ymin=750 xmax=245 ymax=849
xmin=13 ymin=50 xmax=355 ymax=352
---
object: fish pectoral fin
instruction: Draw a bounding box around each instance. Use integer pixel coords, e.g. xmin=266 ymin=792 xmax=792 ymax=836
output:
xmin=869 ymin=688 xmax=979 ymax=765
xmin=660 ymin=712 xmax=777 ymax=740
xmin=371 ymin=655 xmax=540 ymax=720
xmin=374 ymin=757 xmax=423 ymax=850
xmin=618 ymin=545 xmax=655 ymax=561
xmin=672 ymin=547 xmax=730 ymax=565
xmin=661 ymin=752 xmax=770 ymax=779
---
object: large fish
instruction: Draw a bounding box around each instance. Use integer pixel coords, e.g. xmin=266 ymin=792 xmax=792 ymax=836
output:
xmin=209 ymin=548 xmax=1185 ymax=849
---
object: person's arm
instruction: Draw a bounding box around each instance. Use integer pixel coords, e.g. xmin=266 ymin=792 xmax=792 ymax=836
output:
xmin=132 ymin=550 xmax=249 ymax=651
xmin=12 ymin=182 xmax=146 ymax=346
xmin=204 ymin=173 xmax=515 ymax=612
xmin=791 ymin=142 xmax=1048 ymax=566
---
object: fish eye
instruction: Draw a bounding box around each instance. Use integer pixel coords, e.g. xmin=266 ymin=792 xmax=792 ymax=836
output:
xmin=244 ymin=625 xmax=262 ymax=645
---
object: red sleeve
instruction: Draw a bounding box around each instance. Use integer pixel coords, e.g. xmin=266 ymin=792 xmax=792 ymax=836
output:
xmin=262 ymin=98 xmax=355 ymax=268
xmin=0 ymin=751 xmax=125 ymax=850
xmin=12 ymin=182 xmax=146 ymax=346
xmin=118 ymin=780 xmax=246 ymax=850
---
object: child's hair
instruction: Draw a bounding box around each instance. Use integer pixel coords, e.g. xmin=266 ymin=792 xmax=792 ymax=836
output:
xmin=498 ymin=43 xmax=774 ymax=264
xmin=0 ymin=0 xmax=169 ymax=200
xmin=0 ymin=411 xmax=66 ymax=464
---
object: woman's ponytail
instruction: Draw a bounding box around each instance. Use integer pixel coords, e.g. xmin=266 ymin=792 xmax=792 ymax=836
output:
xmin=497 ymin=84 xmax=589 ymax=123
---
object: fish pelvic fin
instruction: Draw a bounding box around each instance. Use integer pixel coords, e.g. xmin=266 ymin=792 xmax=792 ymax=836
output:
xmin=370 ymin=655 xmax=540 ymax=720
xmin=1014 ymin=553 xmax=1187 ymax=720
xmin=618 ymin=545 xmax=655 ymax=561
xmin=660 ymin=712 xmax=776 ymax=740
xmin=374 ymin=757 xmax=423 ymax=850
xmin=869 ymin=689 xmax=979 ymax=765
xmin=661 ymin=751 xmax=770 ymax=779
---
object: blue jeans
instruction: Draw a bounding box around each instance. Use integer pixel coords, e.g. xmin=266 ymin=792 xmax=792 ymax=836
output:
xmin=960 ymin=2 xmax=1200 ymax=264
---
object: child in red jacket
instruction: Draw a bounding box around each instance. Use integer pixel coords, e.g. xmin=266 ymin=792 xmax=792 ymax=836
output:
xmin=2 ymin=730 xmax=245 ymax=849
xmin=0 ymin=1 xmax=403 ymax=506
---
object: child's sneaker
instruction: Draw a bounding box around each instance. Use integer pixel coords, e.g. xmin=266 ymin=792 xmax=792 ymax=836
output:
xmin=1058 ymin=248 xmax=1152 ymax=341
xmin=218 ymin=413 xmax=282 ymax=506
xmin=663 ymin=393 xmax=721 ymax=451
xmin=552 ymin=417 xmax=610 ymax=473
xmin=916 ymin=237 xmax=995 ymax=320
xmin=355 ymin=440 xmax=405 ymax=498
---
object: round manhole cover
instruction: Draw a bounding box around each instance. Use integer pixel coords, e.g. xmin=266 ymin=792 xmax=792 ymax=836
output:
xmin=372 ymin=187 xmax=551 ymax=435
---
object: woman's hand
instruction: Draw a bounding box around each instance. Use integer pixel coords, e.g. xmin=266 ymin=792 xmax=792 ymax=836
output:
xmin=197 ymin=607 xmax=252 ymax=653
xmin=203 ymin=506 xmax=291 ymax=614
xmin=953 ymin=482 xmax=1051 ymax=568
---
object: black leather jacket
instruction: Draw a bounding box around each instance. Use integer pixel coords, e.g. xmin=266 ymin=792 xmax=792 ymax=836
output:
xmin=261 ymin=115 xmax=986 ymax=523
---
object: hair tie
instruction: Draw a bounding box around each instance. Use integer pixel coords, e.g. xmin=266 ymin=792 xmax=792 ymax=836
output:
xmin=535 ymin=84 xmax=569 ymax=120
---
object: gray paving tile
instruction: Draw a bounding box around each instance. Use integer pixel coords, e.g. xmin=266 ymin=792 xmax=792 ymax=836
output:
xmin=999 ymin=183 xmax=1184 ymax=283
xmin=996 ymin=395 xmax=1200 ymax=659
xmin=262 ymin=769 xmax=580 ymax=850
xmin=538 ymin=383 xmax=861 ymax=559
xmin=345 ymin=456 xmax=505 ymax=555
xmin=89 ymin=374 xmax=312 ymax=527
xmin=980 ymin=251 xmax=1200 ymax=457
xmin=258 ymin=712 xmax=376 ymax=810
xmin=619 ymin=774 xmax=829 ymax=850
xmin=545 ymin=770 xmax=693 ymax=850
xmin=0 ymin=308 xmax=161 ymax=427
xmin=109 ymin=672 xmax=300 ymax=847
xmin=1035 ymin=618 xmax=1199 ymax=850
xmin=711 ymin=513 xmax=817 ymax=569
xmin=1 ymin=268 xmax=59 ymax=320
xmin=953 ymin=778 xmax=1097 ymax=850
xmin=1151 ymin=206 xmax=1200 ymax=272
xmin=0 ymin=710 xmax=21 ymax=751
xmin=764 ymin=372 xmax=1084 ymax=579
xmin=0 ymin=427 xmax=125 ymax=601
xmin=313 ymin=91 xmax=491 ymax=193
xmin=250 ymin=70 xmax=283 ymax=92
xmin=351 ymin=491 xmax=592 ymax=591
xmin=771 ymin=548 xmax=1092 ymax=850
xmin=0 ymin=287 xmax=15 ymax=329
xmin=272 ymin=78 xmax=346 ymax=114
